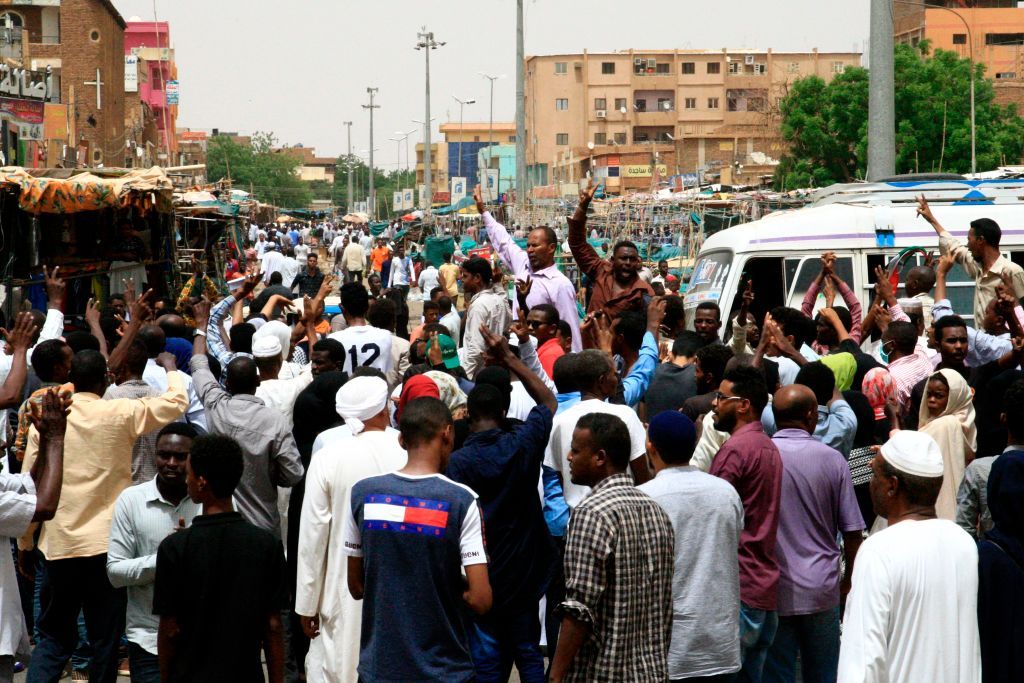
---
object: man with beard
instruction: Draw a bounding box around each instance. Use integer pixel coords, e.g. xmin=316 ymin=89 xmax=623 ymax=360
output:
xmin=567 ymin=181 xmax=653 ymax=344
xmin=708 ymin=365 xmax=783 ymax=682
xmin=477 ymin=185 xmax=581 ymax=351
xmin=107 ymin=424 xmax=201 ymax=682
xmin=917 ymin=195 xmax=1024 ymax=328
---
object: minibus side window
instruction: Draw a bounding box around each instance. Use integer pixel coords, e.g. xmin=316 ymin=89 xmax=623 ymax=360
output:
xmin=784 ymin=256 xmax=854 ymax=310
xmin=865 ymin=253 xmax=974 ymax=324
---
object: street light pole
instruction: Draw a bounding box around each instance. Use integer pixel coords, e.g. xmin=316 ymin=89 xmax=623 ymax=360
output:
xmin=479 ymin=72 xmax=504 ymax=201
xmin=867 ymin=0 xmax=894 ymax=180
xmin=515 ymin=0 xmax=526 ymax=209
xmin=362 ymin=87 xmax=380 ymax=215
xmin=453 ymin=96 xmax=476 ymax=177
xmin=416 ymin=28 xmax=445 ymax=214
xmin=344 ymin=120 xmax=353 ymax=212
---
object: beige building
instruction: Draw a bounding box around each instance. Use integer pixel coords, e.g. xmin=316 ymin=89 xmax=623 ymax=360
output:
xmin=895 ymin=1 xmax=1024 ymax=110
xmin=525 ymin=48 xmax=861 ymax=193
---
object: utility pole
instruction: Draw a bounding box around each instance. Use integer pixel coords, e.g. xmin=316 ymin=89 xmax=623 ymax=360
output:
xmin=867 ymin=0 xmax=895 ymax=180
xmin=416 ymin=28 xmax=445 ymax=214
xmin=344 ymin=120 xmax=353 ymax=212
xmin=515 ymin=0 xmax=527 ymax=209
xmin=362 ymin=88 xmax=380 ymax=215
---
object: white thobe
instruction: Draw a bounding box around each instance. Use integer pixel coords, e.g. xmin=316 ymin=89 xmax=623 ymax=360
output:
xmin=0 ymin=473 xmax=36 ymax=657
xmin=296 ymin=430 xmax=407 ymax=683
xmin=256 ymin=366 xmax=313 ymax=428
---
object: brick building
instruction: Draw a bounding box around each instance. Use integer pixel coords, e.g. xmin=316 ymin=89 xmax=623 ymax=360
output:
xmin=4 ymin=0 xmax=126 ymax=167
xmin=525 ymin=48 xmax=861 ymax=194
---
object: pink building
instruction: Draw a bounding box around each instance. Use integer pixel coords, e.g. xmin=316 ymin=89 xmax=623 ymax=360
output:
xmin=124 ymin=20 xmax=177 ymax=155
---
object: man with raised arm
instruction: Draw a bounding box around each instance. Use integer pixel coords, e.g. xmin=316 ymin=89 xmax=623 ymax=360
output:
xmin=917 ymin=194 xmax=1024 ymax=328
xmin=567 ymin=181 xmax=653 ymax=339
xmin=476 ymin=185 xmax=581 ymax=351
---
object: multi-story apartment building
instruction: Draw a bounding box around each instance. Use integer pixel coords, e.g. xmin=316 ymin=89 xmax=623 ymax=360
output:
xmin=417 ymin=121 xmax=515 ymax=203
xmin=124 ymin=20 xmax=177 ymax=167
xmin=525 ymin=48 xmax=861 ymax=194
xmin=895 ymin=0 xmax=1024 ymax=109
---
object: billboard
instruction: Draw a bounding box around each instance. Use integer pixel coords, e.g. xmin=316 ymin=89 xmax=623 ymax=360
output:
xmin=124 ymin=56 xmax=139 ymax=93
xmin=450 ymin=177 xmax=467 ymax=205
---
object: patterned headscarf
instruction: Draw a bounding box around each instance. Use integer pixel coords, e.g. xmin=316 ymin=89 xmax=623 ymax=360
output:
xmin=861 ymin=367 xmax=895 ymax=420
xmin=426 ymin=371 xmax=468 ymax=413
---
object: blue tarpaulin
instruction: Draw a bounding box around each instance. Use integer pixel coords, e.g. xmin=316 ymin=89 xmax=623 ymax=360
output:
xmin=433 ymin=197 xmax=475 ymax=215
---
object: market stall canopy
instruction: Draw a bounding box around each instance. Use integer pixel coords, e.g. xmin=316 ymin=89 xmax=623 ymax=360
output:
xmin=342 ymin=212 xmax=369 ymax=224
xmin=433 ymin=196 xmax=475 ymax=215
xmin=0 ymin=166 xmax=173 ymax=215
xmin=276 ymin=215 xmax=298 ymax=223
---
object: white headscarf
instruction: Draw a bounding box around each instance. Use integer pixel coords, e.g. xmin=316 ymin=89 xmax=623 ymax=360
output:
xmin=253 ymin=320 xmax=290 ymax=363
xmin=335 ymin=376 xmax=389 ymax=435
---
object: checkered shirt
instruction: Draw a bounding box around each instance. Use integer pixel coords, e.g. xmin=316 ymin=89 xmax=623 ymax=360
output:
xmin=558 ymin=472 xmax=675 ymax=682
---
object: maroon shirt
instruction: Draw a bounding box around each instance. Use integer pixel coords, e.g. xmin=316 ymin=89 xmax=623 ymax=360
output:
xmin=709 ymin=421 xmax=783 ymax=611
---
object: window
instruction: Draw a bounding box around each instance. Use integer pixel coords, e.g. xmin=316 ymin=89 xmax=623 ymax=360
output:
xmin=508 ymin=135 xmax=516 ymax=142
xmin=684 ymin=98 xmax=697 ymax=109
xmin=634 ymin=58 xmax=656 ymax=75
xmin=997 ymin=72 xmax=1018 ymax=79
xmin=614 ymin=132 xmax=627 ymax=145
xmin=707 ymin=62 xmax=721 ymax=74
xmin=555 ymin=62 xmax=567 ymax=74
xmin=655 ymin=62 xmax=670 ymax=74
xmin=634 ymin=130 xmax=650 ymax=143
xmin=555 ymin=98 xmax=569 ymax=110
xmin=657 ymin=97 xmax=672 ymax=111
xmin=986 ymin=33 xmax=1024 ymax=46
xmin=708 ymin=97 xmax=720 ymax=109
xmin=594 ymin=132 xmax=607 ymax=145
xmin=682 ymin=62 xmax=695 ymax=74
xmin=601 ymin=62 xmax=615 ymax=74
xmin=594 ymin=97 xmax=607 ymax=110
xmin=614 ymin=97 xmax=627 ymax=112
xmin=788 ymin=62 xmax=801 ymax=73
xmin=753 ymin=63 xmax=767 ymax=75
xmin=656 ymin=131 xmax=673 ymax=142
xmin=726 ymin=89 xmax=768 ymax=112
xmin=556 ymin=133 xmax=568 ymax=145
xmin=831 ymin=61 xmax=845 ymax=74
xmin=728 ymin=61 xmax=740 ymax=74
xmin=474 ymin=136 xmax=480 ymax=142
xmin=953 ymin=33 xmax=967 ymax=45
xmin=634 ymin=99 xmax=647 ymax=112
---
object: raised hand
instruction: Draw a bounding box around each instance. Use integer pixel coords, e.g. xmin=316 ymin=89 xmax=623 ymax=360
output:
xmin=646 ymin=296 xmax=667 ymax=335
xmin=240 ymin=270 xmax=262 ymax=297
xmin=479 ymin=324 xmax=514 ymax=365
xmin=509 ymin=308 xmax=530 ymax=344
xmin=43 ymin=266 xmax=65 ymax=308
xmin=937 ymin=253 xmax=956 ymax=276
xmin=1 ymin=312 xmax=38 ymax=353
xmin=916 ymin=195 xmax=936 ymax=225
xmin=129 ymin=288 xmax=155 ymax=323
xmin=473 ymin=184 xmax=486 ymax=215
xmin=427 ymin=331 xmax=444 ymax=367
xmin=873 ymin=265 xmax=895 ymax=304
xmin=85 ymin=298 xmax=101 ymax=327
xmin=28 ymin=387 xmax=71 ymax=439
xmin=578 ymin=178 xmax=598 ymax=206
xmin=191 ymin=298 xmax=212 ymax=328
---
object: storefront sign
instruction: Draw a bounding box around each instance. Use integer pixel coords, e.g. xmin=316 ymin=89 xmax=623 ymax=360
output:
xmin=166 ymin=80 xmax=179 ymax=105
xmin=0 ymin=65 xmax=52 ymax=101
xmin=43 ymin=103 xmax=67 ymax=140
xmin=0 ymin=97 xmax=45 ymax=125
xmin=125 ymin=56 xmax=139 ymax=93
xmin=622 ymin=164 xmax=668 ymax=178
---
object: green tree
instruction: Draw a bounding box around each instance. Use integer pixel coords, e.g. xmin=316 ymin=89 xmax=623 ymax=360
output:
xmin=774 ymin=42 xmax=1024 ymax=189
xmin=206 ymin=132 xmax=312 ymax=207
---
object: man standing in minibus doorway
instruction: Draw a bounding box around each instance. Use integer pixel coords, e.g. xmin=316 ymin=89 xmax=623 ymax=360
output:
xmin=917 ymin=195 xmax=1024 ymax=328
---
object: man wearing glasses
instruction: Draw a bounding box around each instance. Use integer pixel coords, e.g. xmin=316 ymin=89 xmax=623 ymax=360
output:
xmin=708 ymin=365 xmax=783 ymax=683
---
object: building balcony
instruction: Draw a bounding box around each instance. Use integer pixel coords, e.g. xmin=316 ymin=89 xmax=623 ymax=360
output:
xmin=630 ymin=72 xmax=677 ymax=89
xmin=634 ymin=110 xmax=677 ymax=126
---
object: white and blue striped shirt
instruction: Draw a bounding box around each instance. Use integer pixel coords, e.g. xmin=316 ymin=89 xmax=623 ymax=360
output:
xmin=106 ymin=478 xmax=201 ymax=655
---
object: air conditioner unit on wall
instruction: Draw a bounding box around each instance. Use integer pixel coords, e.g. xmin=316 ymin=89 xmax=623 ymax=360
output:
xmin=596 ymin=110 xmax=607 ymax=118
xmin=745 ymin=55 xmax=755 ymax=65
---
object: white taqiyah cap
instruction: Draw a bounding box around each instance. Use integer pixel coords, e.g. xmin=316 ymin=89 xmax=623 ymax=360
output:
xmin=251 ymin=336 xmax=283 ymax=359
xmin=880 ymin=430 xmax=944 ymax=478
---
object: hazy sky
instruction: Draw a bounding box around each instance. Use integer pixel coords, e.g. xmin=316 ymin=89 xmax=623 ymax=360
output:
xmin=113 ymin=0 xmax=869 ymax=165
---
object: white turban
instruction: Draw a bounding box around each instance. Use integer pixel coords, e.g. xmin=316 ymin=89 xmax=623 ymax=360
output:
xmin=335 ymin=376 xmax=389 ymax=435
xmin=881 ymin=430 xmax=944 ymax=478
xmin=253 ymin=320 xmax=290 ymax=362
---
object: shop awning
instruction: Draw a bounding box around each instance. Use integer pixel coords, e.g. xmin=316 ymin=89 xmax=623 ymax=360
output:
xmin=0 ymin=166 xmax=173 ymax=215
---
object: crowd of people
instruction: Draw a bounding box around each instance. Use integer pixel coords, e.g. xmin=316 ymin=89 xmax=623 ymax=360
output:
xmin=0 ymin=185 xmax=1020 ymax=683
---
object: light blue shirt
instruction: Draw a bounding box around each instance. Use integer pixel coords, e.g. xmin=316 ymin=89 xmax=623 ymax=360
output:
xmin=932 ymin=298 xmax=1011 ymax=367
xmin=761 ymin=400 xmax=858 ymax=457
xmin=106 ymin=478 xmax=201 ymax=654
xmin=620 ymin=331 xmax=659 ymax=407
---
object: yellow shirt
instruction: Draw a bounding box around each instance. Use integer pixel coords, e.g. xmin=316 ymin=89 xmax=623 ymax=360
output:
xmin=439 ymin=263 xmax=460 ymax=298
xmin=22 ymin=371 xmax=189 ymax=560
xmin=940 ymin=229 xmax=1024 ymax=328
